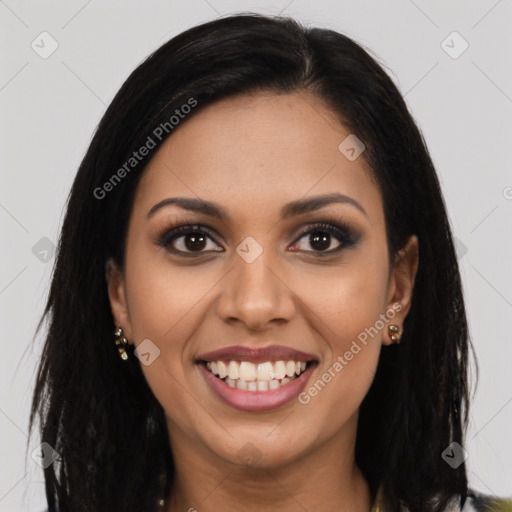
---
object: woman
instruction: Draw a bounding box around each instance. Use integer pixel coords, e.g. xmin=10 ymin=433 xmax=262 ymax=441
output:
xmin=29 ymin=13 xmax=511 ymax=512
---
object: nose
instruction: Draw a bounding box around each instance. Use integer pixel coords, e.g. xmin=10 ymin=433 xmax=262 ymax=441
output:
xmin=216 ymin=251 xmax=296 ymax=331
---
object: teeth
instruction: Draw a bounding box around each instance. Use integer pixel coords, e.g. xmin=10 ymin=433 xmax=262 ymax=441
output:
xmin=217 ymin=361 xmax=228 ymax=379
xmin=239 ymin=361 xmax=257 ymax=381
xmin=227 ymin=361 xmax=239 ymax=380
xmin=273 ymin=361 xmax=287 ymax=379
xmin=257 ymin=362 xmax=274 ymax=381
xmin=236 ymin=379 xmax=248 ymax=390
xmin=269 ymin=379 xmax=280 ymax=390
xmin=285 ymin=360 xmax=296 ymax=377
xmin=204 ymin=358 xmax=312 ymax=392
xmin=257 ymin=380 xmax=268 ymax=391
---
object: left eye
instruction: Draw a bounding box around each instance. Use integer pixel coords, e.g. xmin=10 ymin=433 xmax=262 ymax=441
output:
xmin=293 ymin=231 xmax=341 ymax=253
xmin=290 ymin=223 xmax=353 ymax=254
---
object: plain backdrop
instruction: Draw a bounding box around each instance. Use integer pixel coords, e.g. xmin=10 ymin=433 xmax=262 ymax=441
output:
xmin=1 ymin=1 xmax=511 ymax=510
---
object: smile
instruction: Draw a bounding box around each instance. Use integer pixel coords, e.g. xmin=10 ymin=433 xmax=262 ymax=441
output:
xmin=204 ymin=359 xmax=309 ymax=391
xmin=197 ymin=359 xmax=317 ymax=412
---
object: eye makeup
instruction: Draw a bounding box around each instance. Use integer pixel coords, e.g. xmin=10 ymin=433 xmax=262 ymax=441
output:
xmin=153 ymin=213 xmax=362 ymax=258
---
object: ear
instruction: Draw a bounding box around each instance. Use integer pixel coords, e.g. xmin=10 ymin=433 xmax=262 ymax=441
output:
xmin=105 ymin=258 xmax=133 ymax=343
xmin=383 ymin=235 xmax=419 ymax=346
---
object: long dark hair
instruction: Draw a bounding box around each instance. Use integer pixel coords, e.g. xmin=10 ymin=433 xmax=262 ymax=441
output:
xmin=28 ymin=12 xmax=474 ymax=512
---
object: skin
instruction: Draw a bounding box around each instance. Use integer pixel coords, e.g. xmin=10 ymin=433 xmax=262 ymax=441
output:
xmin=107 ymin=90 xmax=419 ymax=512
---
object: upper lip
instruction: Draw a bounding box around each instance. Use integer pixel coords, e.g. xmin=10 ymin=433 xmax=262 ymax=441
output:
xmin=197 ymin=345 xmax=318 ymax=364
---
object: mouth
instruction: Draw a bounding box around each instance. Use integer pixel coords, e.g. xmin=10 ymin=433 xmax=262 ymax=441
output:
xmin=196 ymin=358 xmax=318 ymax=412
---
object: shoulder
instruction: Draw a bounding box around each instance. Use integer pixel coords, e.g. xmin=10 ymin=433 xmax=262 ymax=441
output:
xmin=460 ymin=489 xmax=512 ymax=511
xmin=371 ymin=487 xmax=512 ymax=512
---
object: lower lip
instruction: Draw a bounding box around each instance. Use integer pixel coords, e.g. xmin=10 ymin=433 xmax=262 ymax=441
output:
xmin=197 ymin=362 xmax=316 ymax=412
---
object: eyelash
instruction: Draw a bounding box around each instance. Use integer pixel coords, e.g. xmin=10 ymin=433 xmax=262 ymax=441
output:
xmin=293 ymin=218 xmax=359 ymax=255
xmin=155 ymin=217 xmax=360 ymax=257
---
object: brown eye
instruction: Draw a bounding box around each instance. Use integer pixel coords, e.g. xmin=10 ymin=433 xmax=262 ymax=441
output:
xmin=292 ymin=229 xmax=341 ymax=252
xmin=157 ymin=225 xmax=223 ymax=255
xmin=290 ymin=221 xmax=359 ymax=255
xmin=180 ymin=232 xmax=208 ymax=251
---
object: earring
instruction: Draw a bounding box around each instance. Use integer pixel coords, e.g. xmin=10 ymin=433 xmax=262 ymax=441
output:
xmin=388 ymin=324 xmax=401 ymax=344
xmin=114 ymin=326 xmax=129 ymax=360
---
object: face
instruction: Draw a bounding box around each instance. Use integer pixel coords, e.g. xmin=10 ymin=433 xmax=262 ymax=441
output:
xmin=107 ymin=90 xmax=418 ymax=472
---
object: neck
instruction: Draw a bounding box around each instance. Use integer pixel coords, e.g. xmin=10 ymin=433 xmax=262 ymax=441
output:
xmin=164 ymin=414 xmax=372 ymax=512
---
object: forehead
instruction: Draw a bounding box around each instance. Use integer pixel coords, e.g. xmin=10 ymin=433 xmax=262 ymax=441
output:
xmin=134 ymin=91 xmax=382 ymax=226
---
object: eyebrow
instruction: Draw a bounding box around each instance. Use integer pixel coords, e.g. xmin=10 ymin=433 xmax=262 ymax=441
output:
xmin=147 ymin=193 xmax=368 ymax=220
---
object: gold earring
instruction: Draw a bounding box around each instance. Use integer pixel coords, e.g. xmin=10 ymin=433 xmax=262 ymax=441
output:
xmin=114 ymin=326 xmax=129 ymax=360
xmin=388 ymin=324 xmax=401 ymax=344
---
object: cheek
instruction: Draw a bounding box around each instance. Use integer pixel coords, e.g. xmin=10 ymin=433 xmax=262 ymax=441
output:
xmin=124 ymin=245 xmax=218 ymax=342
xmin=292 ymin=255 xmax=388 ymax=408
xmin=123 ymin=255 xmax=211 ymax=425
xmin=123 ymin=249 xmax=225 ymax=408
xmin=293 ymin=251 xmax=389 ymax=344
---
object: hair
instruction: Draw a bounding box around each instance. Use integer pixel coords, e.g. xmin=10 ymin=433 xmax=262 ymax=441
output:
xmin=28 ymin=12 xmax=475 ymax=512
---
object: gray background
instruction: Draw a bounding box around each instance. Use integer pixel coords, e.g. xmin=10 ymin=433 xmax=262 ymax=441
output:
xmin=1 ymin=0 xmax=511 ymax=510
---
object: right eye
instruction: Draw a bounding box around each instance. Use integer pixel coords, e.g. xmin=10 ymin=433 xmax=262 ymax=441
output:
xmin=156 ymin=224 xmax=224 ymax=256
